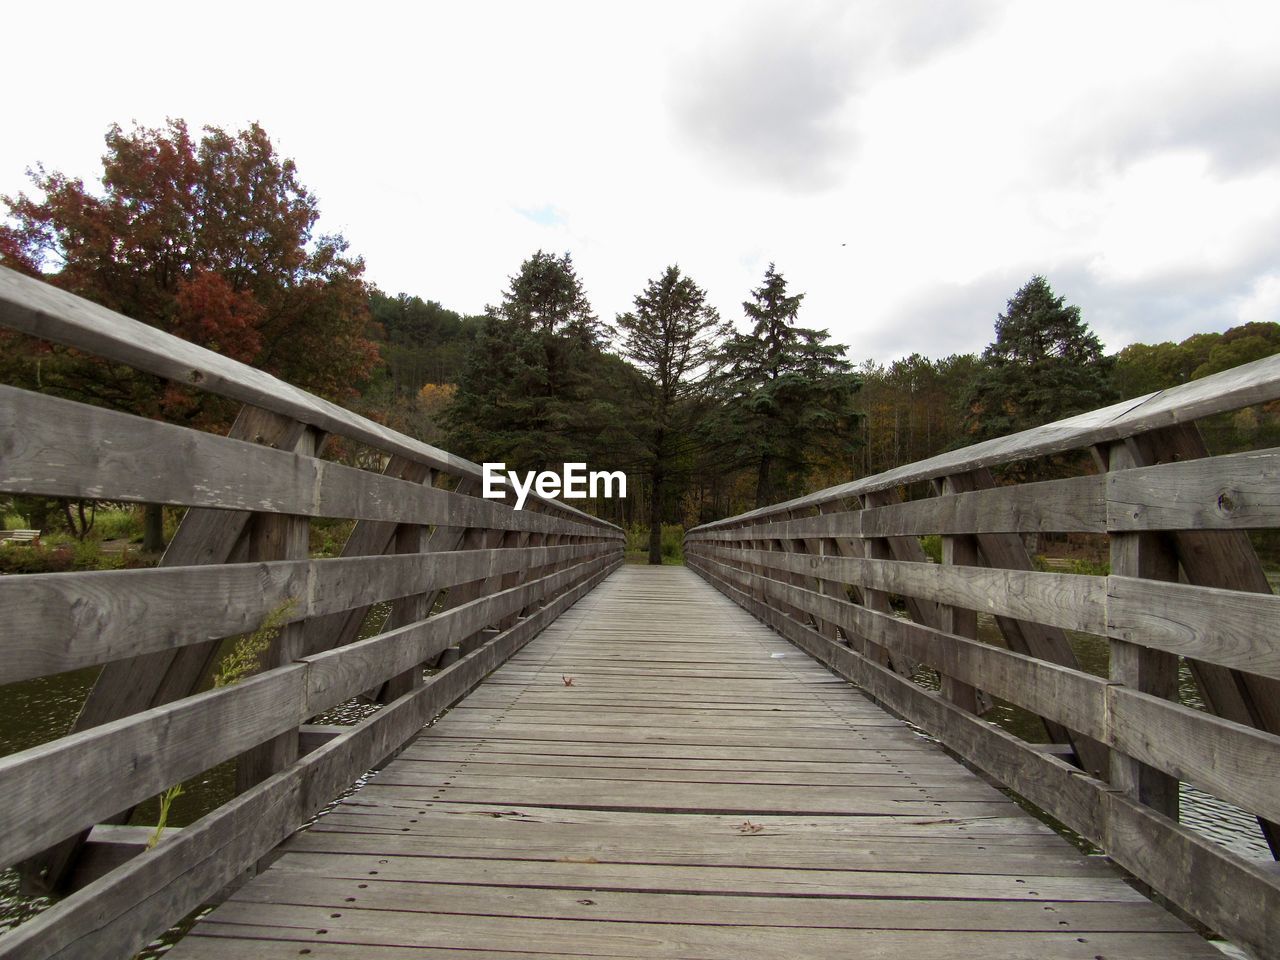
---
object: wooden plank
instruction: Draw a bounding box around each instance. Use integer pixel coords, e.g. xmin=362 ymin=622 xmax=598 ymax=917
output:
xmin=17 ymin=405 xmax=311 ymax=894
xmin=691 ymin=557 xmax=1280 ymax=960
xmin=0 ymin=384 xmax=620 ymax=539
xmin=689 ymin=474 xmax=1106 ymax=542
xmin=0 ymin=543 xmax=608 ymax=684
xmin=1104 ymin=441 xmax=1180 ymax=821
xmin=1107 ymin=576 xmax=1280 ymax=679
xmin=692 ymin=553 xmax=1108 ymax=739
xmin=951 ymin=467 xmax=1109 ymax=777
xmin=0 ymin=265 xmax=616 ymax=531
xmin=684 ymin=349 xmax=1280 ymax=529
xmin=701 ymin=544 xmax=1108 ymax=634
xmin=0 ymin=667 xmax=308 ymax=870
xmin=236 ymin=424 xmax=320 ymax=792
xmin=227 ymin=875 xmax=1190 ymax=930
xmin=1108 ymin=446 xmax=1280 ymax=530
xmin=303 ymin=553 xmax=617 ymax=714
xmin=0 ymin=559 xmax=619 ymax=960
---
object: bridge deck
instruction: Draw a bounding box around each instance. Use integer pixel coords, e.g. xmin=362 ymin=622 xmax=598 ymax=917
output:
xmin=168 ymin=566 xmax=1217 ymax=959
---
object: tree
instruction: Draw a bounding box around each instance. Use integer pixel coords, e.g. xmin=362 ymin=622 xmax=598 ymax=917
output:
xmin=962 ymin=276 xmax=1114 ymax=443
xmin=616 ymin=265 xmax=731 ymax=563
xmin=445 ymin=251 xmax=641 ymax=477
xmin=711 ymin=264 xmax=861 ymax=507
xmin=1 ymin=120 xmax=377 ymax=548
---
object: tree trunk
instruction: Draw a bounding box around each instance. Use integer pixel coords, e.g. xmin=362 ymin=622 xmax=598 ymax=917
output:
xmin=755 ymin=454 xmax=773 ymax=510
xmin=648 ymin=469 xmax=664 ymax=565
xmin=143 ymin=503 xmax=166 ymax=553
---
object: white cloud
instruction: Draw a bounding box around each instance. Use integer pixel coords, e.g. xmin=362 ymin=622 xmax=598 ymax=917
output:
xmin=2 ymin=0 xmax=1278 ymax=361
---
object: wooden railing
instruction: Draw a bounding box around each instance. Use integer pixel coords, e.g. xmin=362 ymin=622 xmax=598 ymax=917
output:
xmin=0 ymin=266 xmax=624 ymax=959
xmin=686 ymin=359 xmax=1280 ymax=960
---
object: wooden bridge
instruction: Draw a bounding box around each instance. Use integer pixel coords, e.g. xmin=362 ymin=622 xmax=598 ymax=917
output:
xmin=0 ymin=265 xmax=1277 ymax=959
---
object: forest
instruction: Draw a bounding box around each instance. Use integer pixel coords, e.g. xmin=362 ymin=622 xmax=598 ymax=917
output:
xmin=3 ymin=120 xmax=1279 ymax=566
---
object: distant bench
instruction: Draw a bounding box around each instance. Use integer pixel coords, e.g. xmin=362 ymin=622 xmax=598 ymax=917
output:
xmin=1 ymin=529 xmax=40 ymax=545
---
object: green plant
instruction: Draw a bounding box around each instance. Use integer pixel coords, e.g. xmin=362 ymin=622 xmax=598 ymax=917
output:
xmin=660 ymin=524 xmax=685 ymax=564
xmin=93 ymin=507 xmax=143 ymax=542
xmin=146 ymin=784 xmax=184 ymax=849
xmin=214 ymin=598 xmax=299 ymax=688
xmin=919 ymin=535 xmax=942 ymax=564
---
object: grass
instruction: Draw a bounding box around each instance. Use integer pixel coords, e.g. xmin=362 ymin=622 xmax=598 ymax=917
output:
xmin=624 ymin=523 xmax=685 ymax=564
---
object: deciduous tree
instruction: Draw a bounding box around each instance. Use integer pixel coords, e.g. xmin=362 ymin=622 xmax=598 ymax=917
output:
xmin=1 ymin=119 xmax=377 ymax=548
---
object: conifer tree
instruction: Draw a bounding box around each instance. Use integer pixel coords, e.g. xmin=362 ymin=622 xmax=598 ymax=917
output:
xmin=963 ymin=276 xmax=1115 ymax=441
xmin=616 ymin=265 xmax=730 ymax=562
xmin=712 ymin=264 xmax=861 ymax=507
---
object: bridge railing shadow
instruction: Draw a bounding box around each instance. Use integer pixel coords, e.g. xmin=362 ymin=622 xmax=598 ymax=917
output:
xmin=686 ymin=359 xmax=1280 ymax=960
xmin=0 ymin=266 xmax=624 ymax=958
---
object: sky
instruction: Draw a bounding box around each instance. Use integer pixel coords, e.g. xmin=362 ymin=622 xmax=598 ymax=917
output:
xmin=4 ymin=0 xmax=1279 ymax=364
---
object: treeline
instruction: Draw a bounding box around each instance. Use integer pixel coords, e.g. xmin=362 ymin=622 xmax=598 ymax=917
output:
xmin=4 ymin=119 xmax=1279 ymax=561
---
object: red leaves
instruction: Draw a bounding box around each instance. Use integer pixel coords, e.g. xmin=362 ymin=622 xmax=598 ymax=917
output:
xmin=173 ymin=271 xmax=264 ymax=363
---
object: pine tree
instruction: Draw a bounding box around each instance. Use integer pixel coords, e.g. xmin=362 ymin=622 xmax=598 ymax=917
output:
xmin=963 ymin=276 xmax=1115 ymax=442
xmin=445 ymin=251 xmax=639 ymax=476
xmin=712 ymin=264 xmax=861 ymax=507
xmin=616 ymin=265 xmax=730 ymax=562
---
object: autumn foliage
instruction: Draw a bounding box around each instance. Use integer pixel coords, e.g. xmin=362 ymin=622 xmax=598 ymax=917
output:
xmin=0 ymin=119 xmax=378 ymax=422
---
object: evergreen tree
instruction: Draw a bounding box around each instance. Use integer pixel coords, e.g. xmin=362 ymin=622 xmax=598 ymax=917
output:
xmin=963 ymin=276 xmax=1115 ymax=442
xmin=445 ymin=251 xmax=639 ymax=476
xmin=616 ymin=265 xmax=731 ymax=563
xmin=712 ymin=264 xmax=861 ymax=508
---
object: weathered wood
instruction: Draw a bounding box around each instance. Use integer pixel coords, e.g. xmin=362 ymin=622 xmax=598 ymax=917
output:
xmin=693 ymin=553 xmax=1108 ymax=739
xmin=0 ymin=559 xmax=619 ymax=960
xmin=0 ymin=543 xmax=610 ymax=684
xmin=0 ymin=385 xmax=621 ymax=540
xmin=937 ymin=476 xmax=981 ymax=712
xmin=948 ymin=467 xmax=1109 ymax=776
xmin=0 ymin=667 xmax=308 ymax=871
xmin=236 ymin=425 xmax=321 ymax=792
xmin=149 ymin=566 xmax=1215 ymax=960
xmin=0 ymin=265 xmax=613 ymax=529
xmin=17 ymin=405 xmax=310 ymax=895
xmin=1108 ymin=445 xmax=1280 ymax=531
xmin=687 ymin=349 xmax=1280 ymax=529
xmin=691 ymin=554 xmax=1280 ymax=960
xmin=303 ymin=552 xmax=617 ymax=714
xmin=1105 ymin=441 xmax=1181 ymax=821
xmin=699 ymin=544 xmax=1108 ymax=635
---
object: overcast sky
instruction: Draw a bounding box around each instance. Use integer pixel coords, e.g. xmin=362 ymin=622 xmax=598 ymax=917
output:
xmin=4 ymin=0 xmax=1279 ymax=363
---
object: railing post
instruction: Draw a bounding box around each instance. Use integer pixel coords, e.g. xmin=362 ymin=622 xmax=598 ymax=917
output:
xmin=1104 ymin=440 xmax=1180 ymax=820
xmin=236 ymin=424 xmax=324 ymax=792
xmin=937 ymin=475 xmax=981 ymax=713
xmin=378 ymin=469 xmax=436 ymax=703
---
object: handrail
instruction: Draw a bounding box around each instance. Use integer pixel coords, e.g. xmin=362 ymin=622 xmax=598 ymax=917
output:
xmin=686 ymin=362 xmax=1280 ymax=960
xmin=694 ymin=350 xmax=1280 ymax=530
xmin=0 ymin=265 xmax=617 ymax=530
xmin=0 ymin=269 xmax=624 ymax=959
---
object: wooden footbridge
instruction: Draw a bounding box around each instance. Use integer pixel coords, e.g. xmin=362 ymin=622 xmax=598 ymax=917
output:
xmin=1 ymin=266 xmax=1278 ymax=959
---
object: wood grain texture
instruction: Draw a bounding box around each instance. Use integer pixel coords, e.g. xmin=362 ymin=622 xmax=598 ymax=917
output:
xmin=0 ymin=265 xmax=616 ymax=531
xmin=154 ymin=567 xmax=1213 ymax=960
xmin=690 ymin=557 xmax=1280 ymax=960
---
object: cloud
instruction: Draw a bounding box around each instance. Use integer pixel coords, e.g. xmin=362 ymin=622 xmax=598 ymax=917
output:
xmin=1086 ymin=69 xmax=1280 ymax=179
xmin=665 ymin=1 xmax=998 ymax=192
